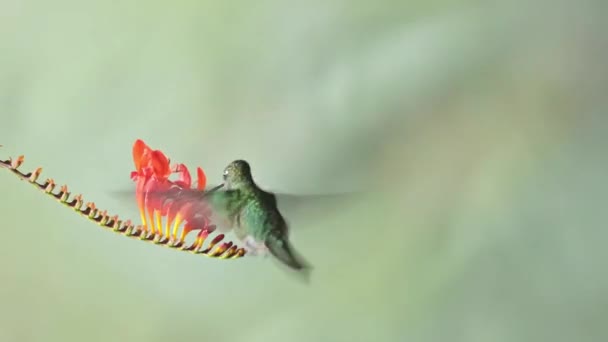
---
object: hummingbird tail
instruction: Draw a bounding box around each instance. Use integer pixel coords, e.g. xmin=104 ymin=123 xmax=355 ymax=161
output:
xmin=265 ymin=234 xmax=310 ymax=272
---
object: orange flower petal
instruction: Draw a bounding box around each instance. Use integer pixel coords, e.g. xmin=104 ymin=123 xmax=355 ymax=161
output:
xmin=196 ymin=167 xmax=206 ymax=190
xmin=173 ymin=163 xmax=192 ymax=187
xmin=150 ymin=150 xmax=171 ymax=179
xmin=132 ymin=139 xmax=149 ymax=171
xmin=135 ymin=178 xmax=148 ymax=227
xmin=130 ymin=171 xmax=139 ymax=181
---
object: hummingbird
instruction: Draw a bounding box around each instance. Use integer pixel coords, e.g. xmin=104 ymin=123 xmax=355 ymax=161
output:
xmin=111 ymin=154 xmax=361 ymax=273
xmin=204 ymin=160 xmax=312 ymax=273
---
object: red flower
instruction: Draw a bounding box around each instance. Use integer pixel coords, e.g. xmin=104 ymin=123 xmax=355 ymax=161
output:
xmin=130 ymin=139 xmax=214 ymax=244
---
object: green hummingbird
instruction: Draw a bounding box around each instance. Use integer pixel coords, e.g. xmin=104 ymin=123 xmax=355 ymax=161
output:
xmin=204 ymin=160 xmax=312 ymax=273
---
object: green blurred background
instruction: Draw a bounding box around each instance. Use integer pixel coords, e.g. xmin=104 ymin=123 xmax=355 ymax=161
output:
xmin=1 ymin=0 xmax=606 ymax=341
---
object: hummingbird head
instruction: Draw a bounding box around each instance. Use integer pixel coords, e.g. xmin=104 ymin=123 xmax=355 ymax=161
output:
xmin=222 ymin=159 xmax=253 ymax=189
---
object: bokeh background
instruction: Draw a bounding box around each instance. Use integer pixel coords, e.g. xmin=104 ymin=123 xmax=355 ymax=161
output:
xmin=1 ymin=0 xmax=606 ymax=341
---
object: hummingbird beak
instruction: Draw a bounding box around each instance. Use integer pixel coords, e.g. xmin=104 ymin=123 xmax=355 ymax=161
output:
xmin=207 ymin=183 xmax=224 ymax=193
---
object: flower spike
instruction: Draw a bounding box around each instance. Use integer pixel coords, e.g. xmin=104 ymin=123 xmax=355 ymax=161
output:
xmin=0 ymin=146 xmax=246 ymax=260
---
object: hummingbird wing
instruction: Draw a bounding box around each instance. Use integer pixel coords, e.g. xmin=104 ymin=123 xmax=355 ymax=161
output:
xmin=110 ymin=187 xmax=361 ymax=229
xmin=273 ymin=192 xmax=360 ymax=216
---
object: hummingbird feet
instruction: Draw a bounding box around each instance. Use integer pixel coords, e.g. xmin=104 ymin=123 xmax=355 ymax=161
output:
xmin=242 ymin=236 xmax=269 ymax=257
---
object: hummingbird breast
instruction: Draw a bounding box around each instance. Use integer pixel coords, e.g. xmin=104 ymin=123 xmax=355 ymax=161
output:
xmin=237 ymin=193 xmax=285 ymax=242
